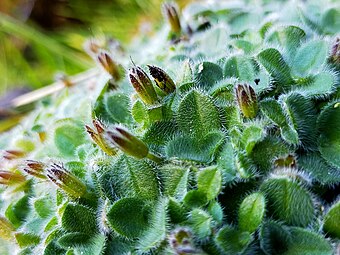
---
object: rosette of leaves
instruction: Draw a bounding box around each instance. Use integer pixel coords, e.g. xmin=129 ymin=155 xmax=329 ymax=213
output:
xmin=0 ymin=0 xmax=339 ymax=254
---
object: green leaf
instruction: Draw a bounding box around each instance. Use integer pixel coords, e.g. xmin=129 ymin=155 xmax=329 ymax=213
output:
xmin=58 ymin=232 xmax=92 ymax=248
xmin=207 ymin=201 xmax=223 ymax=225
xmin=323 ymin=201 xmax=340 ymax=238
xmin=299 ymin=72 xmax=335 ymax=97
xmin=298 ymin=152 xmax=340 ymax=185
xmin=266 ymin=26 xmax=306 ymax=60
xmin=177 ymin=90 xmax=220 ymax=135
xmin=103 ymin=92 xmax=133 ymax=124
xmin=137 ymin=198 xmax=168 ymax=253
xmin=321 ymin=8 xmax=340 ymax=34
xmin=98 ymin=156 xmax=159 ymax=200
xmin=107 ymin=197 xmax=151 ymax=239
xmin=188 ymin=209 xmax=212 ymax=239
xmin=143 ymin=120 xmax=178 ymax=149
xmin=61 ymin=203 xmax=97 ymax=235
xmin=5 ymin=195 xmax=30 ymax=228
xmin=261 ymin=177 xmax=314 ymax=227
xmin=160 ymin=165 xmax=189 ymax=200
xmin=224 ymin=56 xmax=256 ymax=82
xmin=317 ymin=101 xmax=340 ymax=168
xmin=131 ymin=100 xmax=148 ymax=125
xmin=215 ymin=225 xmax=252 ymax=254
xmin=238 ymin=192 xmax=266 ymax=233
xmin=251 ymin=136 xmax=291 ymax=173
xmin=197 ymin=166 xmax=222 ymax=200
xmin=54 ymin=119 xmax=86 ymax=158
xmin=260 ymin=220 xmax=292 ymax=255
xmin=34 ymin=198 xmax=54 ymax=218
xmin=292 ymin=40 xmax=328 ymax=76
xmin=168 ymin=198 xmax=187 ymax=224
xmin=280 ymin=93 xmax=318 ymax=150
xmin=194 ymin=62 xmax=223 ymax=90
xmin=15 ymin=233 xmax=40 ymax=248
xmin=183 ymin=190 xmax=208 ymax=208
xmin=165 ymin=131 xmax=224 ymax=163
xmin=241 ymin=124 xmax=264 ymax=154
xmin=285 ymin=227 xmax=333 ymax=255
xmin=257 ymin=48 xmax=293 ymax=87
xmin=261 ymin=98 xmax=287 ymax=126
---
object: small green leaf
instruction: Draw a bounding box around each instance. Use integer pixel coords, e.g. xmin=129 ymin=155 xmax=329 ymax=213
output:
xmin=160 ymin=165 xmax=189 ymax=200
xmin=286 ymin=227 xmax=333 ymax=255
xmin=107 ymin=197 xmax=150 ymax=239
xmin=15 ymin=233 xmax=40 ymax=248
xmin=137 ymin=198 xmax=168 ymax=253
xmin=292 ymin=40 xmax=328 ymax=76
xmin=321 ymin=8 xmax=340 ymax=34
xmin=183 ymin=190 xmax=208 ymax=208
xmin=194 ymin=62 xmax=223 ymax=89
xmin=215 ymin=225 xmax=252 ymax=254
xmin=238 ymin=192 xmax=266 ymax=233
xmin=241 ymin=125 xmax=264 ymax=154
xmin=34 ymin=198 xmax=54 ymax=218
xmin=257 ymin=48 xmax=294 ymax=87
xmin=298 ymin=152 xmax=340 ymax=185
xmin=54 ymin=119 xmax=86 ymax=158
xmin=103 ymin=92 xmax=132 ymax=124
xmin=131 ymin=100 xmax=148 ymax=125
xmin=188 ymin=209 xmax=212 ymax=239
xmin=58 ymin=232 xmax=91 ymax=248
xmin=261 ymin=177 xmax=314 ymax=227
xmin=207 ymin=201 xmax=223 ymax=225
xmin=317 ymin=101 xmax=340 ymax=168
xmin=299 ymin=72 xmax=335 ymax=97
xmin=260 ymin=220 xmax=292 ymax=255
xmin=177 ymin=90 xmax=220 ymax=135
xmin=5 ymin=195 xmax=30 ymax=228
xmin=323 ymin=201 xmax=340 ymax=238
xmin=224 ymin=56 xmax=256 ymax=82
xmin=197 ymin=166 xmax=222 ymax=200
xmin=165 ymin=131 xmax=224 ymax=163
xmin=266 ymin=26 xmax=306 ymax=59
xmin=61 ymin=203 xmax=97 ymax=235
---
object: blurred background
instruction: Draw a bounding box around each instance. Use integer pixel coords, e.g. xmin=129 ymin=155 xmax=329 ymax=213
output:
xmin=0 ymin=0 xmax=189 ymax=97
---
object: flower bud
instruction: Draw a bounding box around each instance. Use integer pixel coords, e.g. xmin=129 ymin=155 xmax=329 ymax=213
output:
xmin=274 ymin=154 xmax=296 ymax=168
xmin=85 ymin=119 xmax=117 ymax=156
xmin=23 ymin=160 xmax=46 ymax=179
xmin=105 ymin=126 xmax=149 ymax=159
xmin=0 ymin=216 xmax=15 ymax=241
xmin=129 ymin=66 xmax=158 ymax=105
xmin=235 ymin=84 xmax=258 ymax=118
xmin=147 ymin=65 xmax=176 ymax=94
xmin=162 ymin=2 xmax=181 ymax=34
xmin=169 ymin=228 xmax=198 ymax=254
xmin=0 ymin=170 xmax=26 ymax=185
xmin=97 ymin=51 xmax=121 ymax=81
xmin=2 ymin=150 xmax=26 ymax=160
xmin=47 ymin=163 xmax=87 ymax=198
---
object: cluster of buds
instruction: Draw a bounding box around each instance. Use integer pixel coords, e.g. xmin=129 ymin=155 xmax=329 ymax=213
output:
xmin=147 ymin=65 xmax=176 ymax=94
xmin=105 ymin=126 xmax=162 ymax=162
xmin=162 ymin=2 xmax=182 ymax=35
xmin=168 ymin=228 xmax=198 ymax=254
xmin=235 ymin=84 xmax=258 ymax=118
xmin=0 ymin=216 xmax=15 ymax=241
xmin=97 ymin=51 xmax=122 ymax=81
xmin=23 ymin=160 xmax=46 ymax=179
xmin=129 ymin=66 xmax=159 ymax=105
xmin=46 ymin=163 xmax=87 ymax=198
xmin=0 ymin=170 xmax=25 ymax=185
xmin=274 ymin=154 xmax=296 ymax=168
xmin=85 ymin=119 xmax=117 ymax=156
